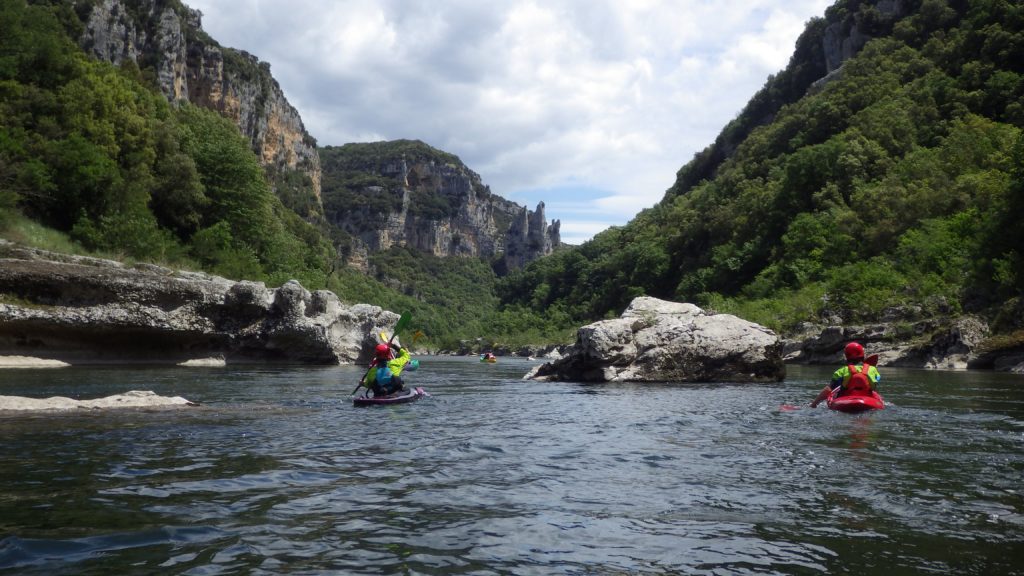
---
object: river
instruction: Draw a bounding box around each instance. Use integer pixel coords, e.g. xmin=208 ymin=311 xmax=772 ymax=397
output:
xmin=1 ymin=357 xmax=1022 ymax=575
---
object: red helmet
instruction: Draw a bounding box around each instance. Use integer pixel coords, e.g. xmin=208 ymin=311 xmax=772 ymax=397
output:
xmin=374 ymin=343 xmax=391 ymax=358
xmin=844 ymin=342 xmax=865 ymax=361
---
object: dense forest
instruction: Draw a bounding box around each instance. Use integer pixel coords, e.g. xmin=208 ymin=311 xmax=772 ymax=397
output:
xmin=2 ymin=0 xmax=1022 ymax=353
xmin=499 ymin=0 xmax=1024 ymax=338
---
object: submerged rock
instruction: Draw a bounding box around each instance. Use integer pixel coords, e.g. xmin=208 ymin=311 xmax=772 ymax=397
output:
xmin=527 ymin=297 xmax=784 ymax=383
xmin=0 ymin=390 xmax=195 ymax=411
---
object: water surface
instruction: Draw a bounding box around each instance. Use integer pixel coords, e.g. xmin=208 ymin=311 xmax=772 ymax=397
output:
xmin=1 ymin=358 xmax=1022 ymax=575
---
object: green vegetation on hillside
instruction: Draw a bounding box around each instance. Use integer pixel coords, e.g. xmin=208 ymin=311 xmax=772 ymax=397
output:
xmin=0 ymin=0 xmax=332 ymax=287
xmin=4 ymin=0 xmax=1022 ymax=353
xmin=499 ymin=0 xmax=1024 ymax=333
xmin=320 ymin=140 xmax=491 ymax=239
xmin=328 ymin=247 xmax=573 ymax=349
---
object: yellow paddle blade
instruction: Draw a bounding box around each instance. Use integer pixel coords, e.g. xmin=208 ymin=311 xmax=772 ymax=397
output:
xmin=379 ymin=331 xmax=389 ymax=342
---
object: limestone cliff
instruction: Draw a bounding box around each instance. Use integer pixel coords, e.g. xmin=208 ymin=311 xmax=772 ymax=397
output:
xmin=320 ymin=140 xmax=560 ymax=271
xmin=78 ymin=0 xmax=322 ymax=215
xmin=811 ymin=0 xmax=910 ymax=91
xmin=74 ymin=1 xmax=557 ymax=271
xmin=504 ymin=201 xmax=561 ymax=270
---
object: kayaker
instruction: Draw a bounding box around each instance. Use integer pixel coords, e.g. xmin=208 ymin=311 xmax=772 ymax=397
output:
xmin=810 ymin=342 xmax=881 ymax=407
xmin=362 ymin=341 xmax=412 ymax=397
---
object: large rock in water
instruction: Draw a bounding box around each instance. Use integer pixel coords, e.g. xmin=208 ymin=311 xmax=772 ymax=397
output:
xmin=527 ymin=297 xmax=784 ymax=383
xmin=0 ymin=241 xmax=395 ymax=365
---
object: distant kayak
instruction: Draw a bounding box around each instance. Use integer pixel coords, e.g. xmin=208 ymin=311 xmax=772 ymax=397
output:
xmin=353 ymin=387 xmax=427 ymax=407
xmin=827 ymin=388 xmax=885 ymax=413
xmin=480 ymin=357 xmax=497 ymax=363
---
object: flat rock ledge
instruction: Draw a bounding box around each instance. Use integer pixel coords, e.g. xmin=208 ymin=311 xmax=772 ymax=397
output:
xmin=0 ymin=390 xmax=195 ymax=412
xmin=0 ymin=241 xmax=398 ymax=365
xmin=0 ymin=355 xmax=70 ymax=368
xmin=527 ymin=296 xmax=785 ymax=383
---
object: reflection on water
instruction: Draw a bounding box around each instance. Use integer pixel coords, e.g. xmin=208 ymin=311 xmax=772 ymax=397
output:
xmin=0 ymin=359 xmax=1022 ymax=575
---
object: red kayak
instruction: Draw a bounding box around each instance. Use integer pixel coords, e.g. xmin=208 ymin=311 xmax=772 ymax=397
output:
xmin=353 ymin=387 xmax=427 ymax=407
xmin=827 ymin=388 xmax=885 ymax=413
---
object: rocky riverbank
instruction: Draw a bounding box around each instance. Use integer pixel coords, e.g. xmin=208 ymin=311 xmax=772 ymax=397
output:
xmin=0 ymin=240 xmax=397 ymax=366
xmin=2 ymin=239 xmax=1021 ymax=375
xmin=524 ymin=295 xmax=1024 ymax=378
xmin=782 ymin=310 xmax=1024 ymax=373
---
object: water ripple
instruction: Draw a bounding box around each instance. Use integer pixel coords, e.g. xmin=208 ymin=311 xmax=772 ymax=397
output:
xmin=0 ymin=361 xmax=1022 ymax=574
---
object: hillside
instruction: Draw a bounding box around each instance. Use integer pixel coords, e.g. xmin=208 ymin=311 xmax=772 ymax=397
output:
xmin=498 ymin=0 xmax=1024 ymax=357
xmin=4 ymin=0 xmax=1023 ymax=361
xmin=0 ymin=0 xmax=332 ymax=287
xmin=0 ymin=0 xmax=567 ymax=350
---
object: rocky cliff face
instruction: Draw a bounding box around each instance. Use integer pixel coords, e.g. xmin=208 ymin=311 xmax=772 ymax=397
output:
xmin=79 ymin=0 xmax=321 ymax=210
xmin=822 ymin=0 xmax=907 ymax=73
xmin=810 ymin=0 xmax=911 ymax=91
xmin=504 ymin=201 xmax=562 ymax=270
xmin=76 ymin=2 xmax=556 ymax=270
xmin=321 ymin=141 xmax=560 ymax=270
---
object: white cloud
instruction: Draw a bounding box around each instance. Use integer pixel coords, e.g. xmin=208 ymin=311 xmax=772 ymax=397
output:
xmin=559 ymin=221 xmax=619 ymax=246
xmin=185 ymin=0 xmax=832 ymax=242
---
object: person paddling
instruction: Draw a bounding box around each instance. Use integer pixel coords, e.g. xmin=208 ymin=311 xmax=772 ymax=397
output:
xmin=362 ymin=341 xmax=412 ymax=397
xmin=810 ymin=342 xmax=881 ymax=408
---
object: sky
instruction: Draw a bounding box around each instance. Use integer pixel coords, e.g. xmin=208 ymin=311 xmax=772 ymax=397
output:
xmin=185 ymin=0 xmax=833 ymax=244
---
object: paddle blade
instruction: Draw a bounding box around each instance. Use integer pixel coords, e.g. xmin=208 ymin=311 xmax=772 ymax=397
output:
xmin=866 ymin=353 xmax=879 ymax=366
xmin=394 ymin=312 xmax=411 ymax=333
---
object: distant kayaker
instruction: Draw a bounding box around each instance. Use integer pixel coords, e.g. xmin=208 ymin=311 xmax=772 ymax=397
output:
xmin=810 ymin=342 xmax=881 ymax=408
xmin=362 ymin=341 xmax=412 ymax=397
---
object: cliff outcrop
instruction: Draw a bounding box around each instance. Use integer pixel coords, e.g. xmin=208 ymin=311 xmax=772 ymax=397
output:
xmin=77 ymin=2 xmax=554 ymax=266
xmin=504 ymin=201 xmax=562 ymax=270
xmin=321 ymin=141 xmax=560 ymax=270
xmin=79 ymin=0 xmax=322 ymax=213
xmin=0 ymin=241 xmax=395 ymax=365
